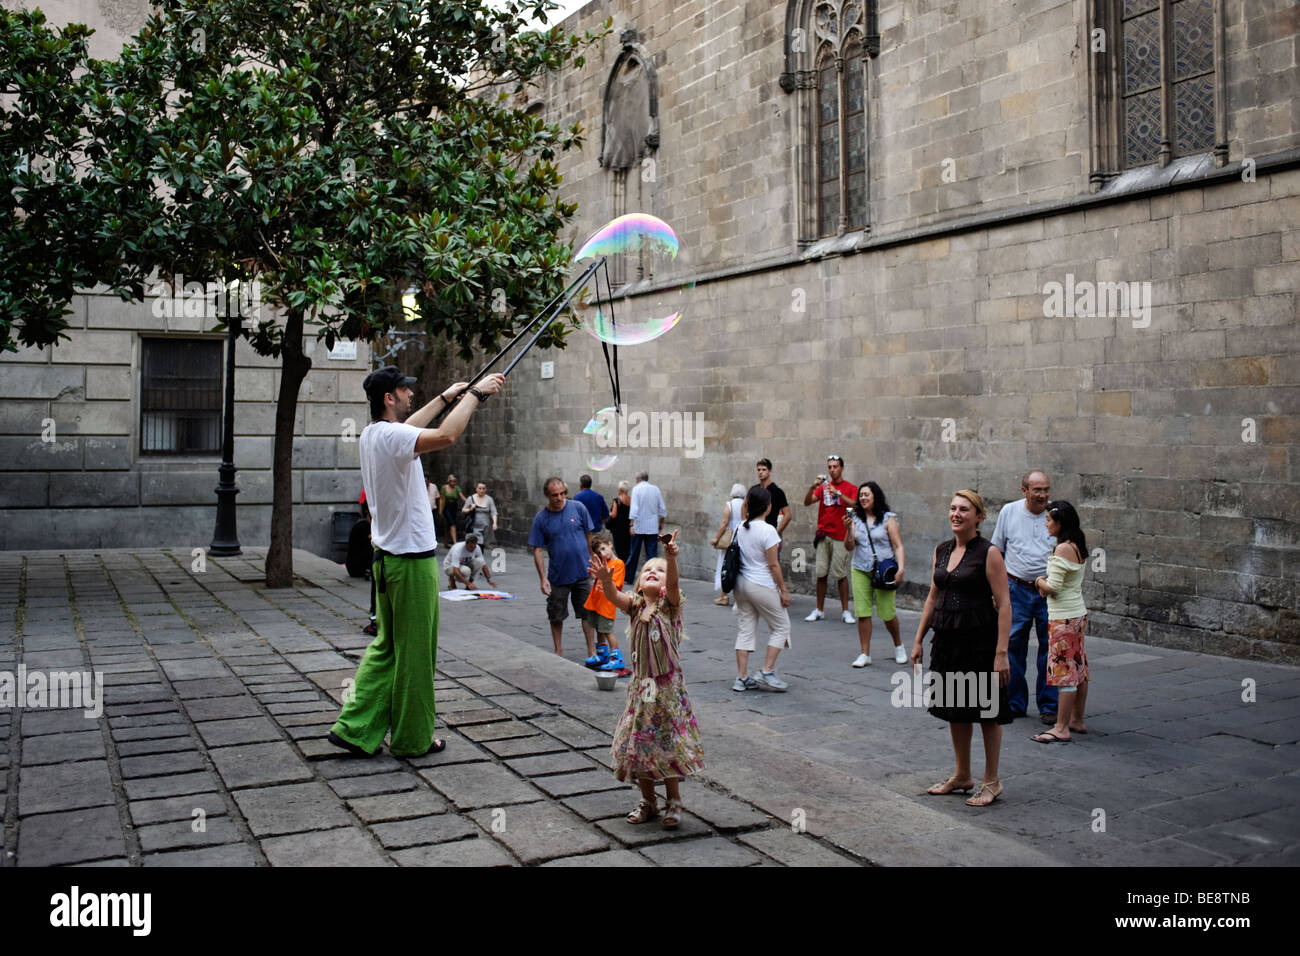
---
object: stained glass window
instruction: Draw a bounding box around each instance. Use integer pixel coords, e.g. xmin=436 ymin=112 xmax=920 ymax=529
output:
xmin=1120 ymin=0 xmax=1216 ymax=168
xmin=844 ymin=44 xmax=867 ymax=229
xmin=817 ymin=55 xmax=840 ymax=236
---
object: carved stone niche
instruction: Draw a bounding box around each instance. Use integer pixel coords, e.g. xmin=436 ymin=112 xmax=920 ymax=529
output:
xmin=600 ymin=30 xmax=660 ymax=170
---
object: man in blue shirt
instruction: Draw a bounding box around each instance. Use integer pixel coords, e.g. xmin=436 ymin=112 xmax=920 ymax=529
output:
xmin=990 ymin=469 xmax=1059 ymax=724
xmin=529 ymin=477 xmax=597 ymax=658
xmin=573 ymin=474 xmax=610 ymax=529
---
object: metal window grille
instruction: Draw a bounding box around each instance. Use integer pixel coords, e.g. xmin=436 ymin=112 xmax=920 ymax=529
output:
xmin=140 ymin=339 xmax=223 ymax=455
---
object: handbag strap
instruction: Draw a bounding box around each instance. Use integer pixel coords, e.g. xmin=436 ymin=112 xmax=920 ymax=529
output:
xmin=864 ymin=513 xmax=881 ymax=569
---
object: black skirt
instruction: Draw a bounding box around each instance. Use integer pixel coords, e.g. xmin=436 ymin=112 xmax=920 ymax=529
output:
xmin=927 ymin=625 xmax=1013 ymax=725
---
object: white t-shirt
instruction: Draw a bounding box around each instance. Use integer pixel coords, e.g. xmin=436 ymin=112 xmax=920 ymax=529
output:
xmin=359 ymin=420 xmax=436 ymax=554
xmin=736 ymin=520 xmax=781 ymax=590
xmin=445 ymin=541 xmax=484 ymax=569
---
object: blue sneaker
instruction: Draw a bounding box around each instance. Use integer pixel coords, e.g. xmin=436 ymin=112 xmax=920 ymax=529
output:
xmin=600 ymin=649 xmax=625 ymax=672
xmin=584 ymin=644 xmax=610 ymax=670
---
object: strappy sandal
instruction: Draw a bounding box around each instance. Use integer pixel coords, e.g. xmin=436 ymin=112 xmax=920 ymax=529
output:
xmin=626 ymin=797 xmax=659 ymax=824
xmin=926 ymin=775 xmax=974 ymax=795
xmin=965 ymin=780 xmax=1002 ymax=807
xmin=662 ymin=798 xmax=683 ymax=829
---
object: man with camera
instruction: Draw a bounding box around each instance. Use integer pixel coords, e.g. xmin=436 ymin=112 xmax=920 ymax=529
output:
xmin=802 ymin=455 xmax=857 ymax=624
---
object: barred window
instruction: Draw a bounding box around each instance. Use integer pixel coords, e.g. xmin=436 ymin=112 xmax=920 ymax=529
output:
xmin=140 ymin=339 xmax=222 ymax=455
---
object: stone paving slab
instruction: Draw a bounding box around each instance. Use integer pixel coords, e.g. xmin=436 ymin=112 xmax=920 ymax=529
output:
xmin=468 ymin=800 xmax=611 ymax=863
xmin=420 ymin=762 xmax=546 ymax=810
xmin=639 ymin=836 xmax=764 ymax=867
xmin=346 ymin=790 xmax=452 ymax=823
xmin=209 ymin=741 xmax=313 ymax=789
xmin=21 ymin=730 xmax=106 ymax=765
xmin=18 ymin=759 xmax=115 ymax=815
xmin=16 ymin=806 xmax=126 ymax=866
xmin=129 ymin=792 xmax=227 ymax=827
xmin=370 ymin=814 xmax=478 ymax=849
xmin=261 ymin=827 xmax=391 ymax=867
xmin=232 ymin=782 xmax=354 ymax=837
xmin=390 ymin=837 xmax=515 ymax=867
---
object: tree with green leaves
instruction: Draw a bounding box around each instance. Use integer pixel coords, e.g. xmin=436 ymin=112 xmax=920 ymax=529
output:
xmin=3 ymin=0 xmax=603 ymax=586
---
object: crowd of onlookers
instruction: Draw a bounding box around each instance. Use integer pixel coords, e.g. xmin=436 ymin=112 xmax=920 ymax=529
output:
xmin=347 ymin=452 xmax=1091 ymax=813
xmin=336 ymin=368 xmax=1092 ymax=822
xmin=519 ymin=458 xmax=1092 ymax=812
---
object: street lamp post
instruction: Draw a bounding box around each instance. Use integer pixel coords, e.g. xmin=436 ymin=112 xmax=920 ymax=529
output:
xmin=209 ymin=288 xmax=242 ymax=556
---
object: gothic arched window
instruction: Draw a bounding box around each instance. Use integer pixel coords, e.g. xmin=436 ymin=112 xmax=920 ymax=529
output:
xmin=782 ymin=2 xmax=879 ymax=244
xmin=1088 ymin=0 xmax=1226 ymax=182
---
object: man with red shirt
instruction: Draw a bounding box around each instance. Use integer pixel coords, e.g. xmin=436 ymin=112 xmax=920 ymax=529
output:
xmin=802 ymin=455 xmax=857 ymax=624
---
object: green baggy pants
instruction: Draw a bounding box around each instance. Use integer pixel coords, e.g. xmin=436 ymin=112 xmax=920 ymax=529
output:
xmin=331 ymin=554 xmax=439 ymax=756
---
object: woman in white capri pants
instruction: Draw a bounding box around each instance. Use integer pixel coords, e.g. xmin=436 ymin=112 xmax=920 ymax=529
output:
xmin=732 ymin=486 xmax=793 ymax=692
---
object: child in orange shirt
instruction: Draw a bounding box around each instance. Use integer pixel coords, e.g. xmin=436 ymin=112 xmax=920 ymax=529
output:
xmin=584 ymin=532 xmax=628 ymax=675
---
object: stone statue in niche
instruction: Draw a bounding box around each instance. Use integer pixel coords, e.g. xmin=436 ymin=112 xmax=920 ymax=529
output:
xmin=600 ymin=35 xmax=658 ymax=170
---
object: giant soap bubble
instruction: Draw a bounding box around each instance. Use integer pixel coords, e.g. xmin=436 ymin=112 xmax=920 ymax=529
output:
xmin=573 ymin=214 xmax=691 ymax=347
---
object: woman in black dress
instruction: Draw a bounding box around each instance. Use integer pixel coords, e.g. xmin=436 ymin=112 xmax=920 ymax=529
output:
xmin=909 ymin=489 xmax=1012 ymax=807
xmin=605 ymin=480 xmax=633 ymax=564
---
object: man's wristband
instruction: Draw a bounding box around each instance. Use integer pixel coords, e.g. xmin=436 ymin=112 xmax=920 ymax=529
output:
xmin=468 ymin=386 xmax=488 ymax=402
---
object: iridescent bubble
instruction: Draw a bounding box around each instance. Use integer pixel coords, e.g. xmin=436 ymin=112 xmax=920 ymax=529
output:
xmin=588 ymin=455 xmax=619 ymax=471
xmin=573 ymin=213 xmax=692 ymax=347
xmin=583 ymin=407 xmax=617 ymax=435
xmin=574 ymin=214 xmax=679 ymax=261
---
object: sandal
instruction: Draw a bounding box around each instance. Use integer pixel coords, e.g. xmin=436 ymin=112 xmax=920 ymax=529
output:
xmin=662 ymin=798 xmax=683 ymax=829
xmin=926 ymin=775 xmax=974 ymax=795
xmin=626 ymin=798 xmax=659 ymax=825
xmin=714 ymin=595 xmax=730 ymax=606
xmin=965 ymin=780 xmax=1002 ymax=807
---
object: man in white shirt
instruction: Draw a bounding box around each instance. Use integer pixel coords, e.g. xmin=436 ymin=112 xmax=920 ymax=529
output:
xmin=445 ymin=534 xmax=496 ymax=590
xmin=626 ymin=471 xmax=667 ymax=577
xmin=989 ymin=469 xmax=1059 ymax=724
xmin=329 ymin=365 xmax=504 ymax=758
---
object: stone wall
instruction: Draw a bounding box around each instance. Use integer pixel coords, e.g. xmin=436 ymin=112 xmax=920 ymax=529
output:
xmin=1 ymin=292 xmax=370 ymax=561
xmin=429 ymin=0 xmax=1300 ymax=661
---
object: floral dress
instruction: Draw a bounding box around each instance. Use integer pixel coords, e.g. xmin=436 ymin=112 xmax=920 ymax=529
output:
xmin=610 ymin=594 xmax=705 ymax=782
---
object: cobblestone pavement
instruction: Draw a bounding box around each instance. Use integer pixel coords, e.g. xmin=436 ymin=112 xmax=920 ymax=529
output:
xmin=1 ymin=547 xmax=1296 ymax=867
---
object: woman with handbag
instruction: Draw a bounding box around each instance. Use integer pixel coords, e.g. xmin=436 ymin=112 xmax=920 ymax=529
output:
xmin=843 ymin=482 xmax=906 ymax=667
xmin=461 ymin=481 xmax=498 ymax=546
xmin=710 ymin=483 xmax=747 ymax=605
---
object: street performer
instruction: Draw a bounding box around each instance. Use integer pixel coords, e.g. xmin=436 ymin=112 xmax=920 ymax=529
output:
xmin=328 ymin=365 xmax=505 ymax=757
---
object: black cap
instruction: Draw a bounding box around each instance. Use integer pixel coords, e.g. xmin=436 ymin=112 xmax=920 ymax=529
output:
xmin=363 ymin=365 xmax=417 ymax=398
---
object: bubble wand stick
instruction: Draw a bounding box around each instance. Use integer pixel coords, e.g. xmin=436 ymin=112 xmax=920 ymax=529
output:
xmin=430 ymin=254 xmax=609 ymax=424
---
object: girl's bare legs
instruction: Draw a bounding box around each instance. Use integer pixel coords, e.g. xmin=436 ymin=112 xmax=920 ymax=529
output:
xmin=1071 ymin=682 xmax=1088 ymax=732
xmin=1044 ymin=689 xmax=1076 ymax=740
xmin=664 ymin=777 xmax=680 ymax=802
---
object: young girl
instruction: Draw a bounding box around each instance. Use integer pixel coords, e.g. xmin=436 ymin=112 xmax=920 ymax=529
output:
xmin=589 ymin=532 xmax=704 ymax=828
xmin=1032 ymin=500 xmax=1090 ymax=743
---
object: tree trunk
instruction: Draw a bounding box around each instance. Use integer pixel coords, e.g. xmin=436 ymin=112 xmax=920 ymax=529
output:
xmin=265 ymin=308 xmax=312 ymax=587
